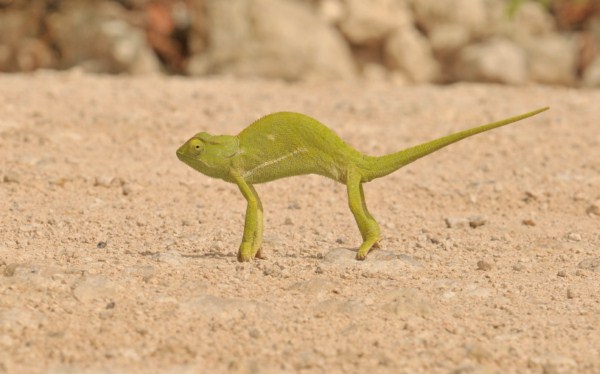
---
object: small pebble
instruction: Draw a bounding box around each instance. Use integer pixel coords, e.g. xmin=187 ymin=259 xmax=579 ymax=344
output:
xmin=567 ymin=233 xmax=581 ymax=242
xmin=557 ymin=270 xmax=567 ymax=277
xmin=512 ymin=263 xmax=525 ymax=272
xmin=523 ymin=190 xmax=539 ymax=202
xmin=248 ymin=328 xmax=261 ymax=339
xmin=522 ymin=219 xmax=536 ymax=226
xmin=284 ymin=217 xmax=293 ymax=225
xmin=97 ymin=241 xmax=107 ymax=249
xmin=577 ymin=257 xmax=600 ymax=272
xmin=466 ymin=344 xmax=493 ymax=361
xmin=477 ymin=260 xmax=493 ymax=271
xmin=468 ymin=216 xmax=487 ymax=228
xmin=567 ymin=288 xmax=577 ymax=299
xmin=2 ymin=172 xmax=20 ymax=183
xmin=445 ymin=217 xmax=469 ymax=229
xmin=94 ymin=176 xmax=115 ymax=187
xmin=50 ymin=177 xmax=68 ymax=187
xmin=586 ymin=200 xmax=600 ymax=216
xmin=122 ymin=182 xmax=140 ymax=196
xmin=3 ymin=263 xmax=19 ymax=277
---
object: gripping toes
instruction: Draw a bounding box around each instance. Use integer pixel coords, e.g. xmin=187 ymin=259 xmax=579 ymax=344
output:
xmin=238 ymin=235 xmax=263 ymax=262
xmin=237 ymin=242 xmax=253 ymax=262
xmin=355 ymin=234 xmax=381 ymax=260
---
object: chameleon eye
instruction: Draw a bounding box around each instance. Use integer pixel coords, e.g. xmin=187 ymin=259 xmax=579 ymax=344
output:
xmin=189 ymin=139 xmax=204 ymax=154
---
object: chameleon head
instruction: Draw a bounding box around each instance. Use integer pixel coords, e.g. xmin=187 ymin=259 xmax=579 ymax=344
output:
xmin=176 ymin=132 xmax=239 ymax=179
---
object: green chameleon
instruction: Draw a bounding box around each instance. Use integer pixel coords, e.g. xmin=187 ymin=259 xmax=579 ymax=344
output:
xmin=177 ymin=107 xmax=548 ymax=262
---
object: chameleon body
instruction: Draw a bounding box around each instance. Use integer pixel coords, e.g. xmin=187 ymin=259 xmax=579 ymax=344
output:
xmin=177 ymin=107 xmax=548 ymax=262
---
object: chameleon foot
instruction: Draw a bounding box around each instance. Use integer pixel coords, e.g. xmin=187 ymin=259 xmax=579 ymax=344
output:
xmin=355 ymin=236 xmax=380 ymax=261
xmin=253 ymin=248 xmax=267 ymax=260
xmin=237 ymin=242 xmax=253 ymax=262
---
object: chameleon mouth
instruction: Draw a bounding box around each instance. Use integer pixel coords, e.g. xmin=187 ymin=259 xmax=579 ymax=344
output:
xmin=176 ymin=150 xmax=215 ymax=171
xmin=176 ymin=149 xmax=193 ymax=163
xmin=176 ymin=142 xmax=192 ymax=161
xmin=176 ymin=150 xmax=184 ymax=159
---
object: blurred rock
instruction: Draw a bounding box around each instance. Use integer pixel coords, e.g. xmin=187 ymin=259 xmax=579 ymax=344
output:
xmin=410 ymin=0 xmax=488 ymax=49
xmin=361 ymin=62 xmax=392 ymax=82
xmin=587 ymin=200 xmax=600 ymax=216
xmin=318 ymin=0 xmax=344 ymax=25
xmin=553 ymin=0 xmax=598 ymax=29
xmin=0 ymin=0 xmax=596 ymax=86
xmin=489 ymin=0 xmax=556 ymax=44
xmin=0 ymin=5 xmax=55 ymax=72
xmin=47 ymin=1 xmax=161 ymax=74
xmin=384 ymin=26 xmax=440 ymax=83
xmin=583 ymin=56 xmax=600 ymax=87
xmin=187 ymin=0 xmax=356 ymax=81
xmin=577 ymin=257 xmax=600 ymax=272
xmin=468 ymin=215 xmax=487 ymax=228
xmin=445 ymin=216 xmax=469 ymax=229
xmin=72 ymin=275 xmax=118 ymax=302
xmin=455 ymin=38 xmax=527 ymax=85
xmin=521 ymin=34 xmax=578 ymax=85
xmin=338 ymin=0 xmax=412 ymax=46
xmin=427 ymin=23 xmax=471 ymax=57
xmin=506 ymin=1 xmax=556 ymax=37
xmin=145 ymin=0 xmax=191 ymax=73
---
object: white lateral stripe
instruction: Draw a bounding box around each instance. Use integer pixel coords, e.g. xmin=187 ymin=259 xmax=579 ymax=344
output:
xmin=243 ymin=147 xmax=308 ymax=178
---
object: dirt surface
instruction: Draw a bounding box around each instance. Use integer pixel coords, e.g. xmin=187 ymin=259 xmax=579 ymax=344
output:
xmin=0 ymin=72 xmax=599 ymax=373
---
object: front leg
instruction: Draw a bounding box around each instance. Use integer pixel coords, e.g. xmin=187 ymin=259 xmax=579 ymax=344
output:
xmin=232 ymin=173 xmax=264 ymax=262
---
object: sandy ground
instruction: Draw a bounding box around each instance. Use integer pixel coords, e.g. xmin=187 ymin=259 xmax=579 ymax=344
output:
xmin=0 ymin=72 xmax=599 ymax=373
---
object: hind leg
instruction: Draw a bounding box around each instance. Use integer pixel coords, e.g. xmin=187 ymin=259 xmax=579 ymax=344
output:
xmin=249 ymin=184 xmax=266 ymax=259
xmin=347 ymin=170 xmax=381 ymax=260
xmin=360 ymin=184 xmax=381 ymax=249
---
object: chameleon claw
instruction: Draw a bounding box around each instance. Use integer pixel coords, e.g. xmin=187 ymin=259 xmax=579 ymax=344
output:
xmin=253 ymin=248 xmax=267 ymax=260
xmin=237 ymin=253 xmax=252 ymax=262
xmin=237 ymin=243 xmax=253 ymax=262
xmin=355 ymin=235 xmax=380 ymax=260
xmin=355 ymin=252 xmax=367 ymax=261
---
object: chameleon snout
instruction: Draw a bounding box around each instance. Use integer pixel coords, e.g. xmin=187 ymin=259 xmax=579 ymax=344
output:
xmin=176 ymin=143 xmax=187 ymax=161
xmin=176 ymin=145 xmax=191 ymax=165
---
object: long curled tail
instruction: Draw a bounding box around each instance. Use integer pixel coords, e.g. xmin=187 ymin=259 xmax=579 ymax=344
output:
xmin=360 ymin=107 xmax=549 ymax=182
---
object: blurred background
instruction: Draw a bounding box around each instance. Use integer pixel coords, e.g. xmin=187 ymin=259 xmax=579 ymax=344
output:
xmin=0 ymin=0 xmax=599 ymax=86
